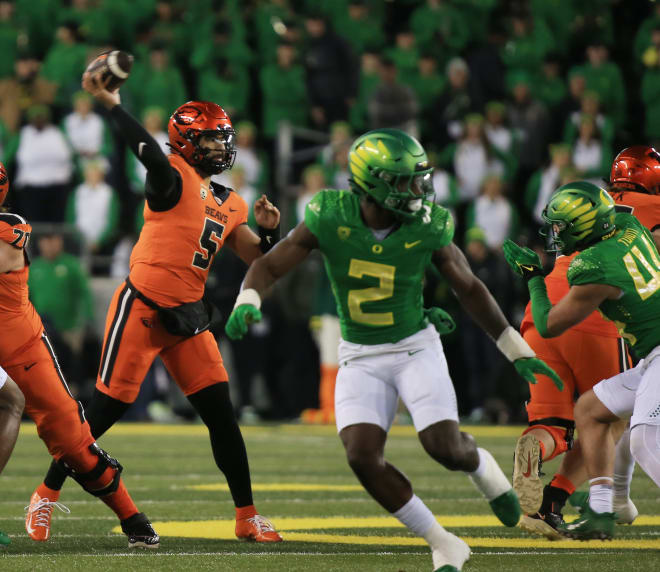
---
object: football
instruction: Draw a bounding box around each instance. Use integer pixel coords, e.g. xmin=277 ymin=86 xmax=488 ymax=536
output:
xmin=85 ymin=50 xmax=133 ymax=91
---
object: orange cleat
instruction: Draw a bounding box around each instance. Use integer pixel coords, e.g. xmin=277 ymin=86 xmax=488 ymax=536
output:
xmin=25 ymin=489 xmax=70 ymax=542
xmin=235 ymin=514 xmax=283 ymax=542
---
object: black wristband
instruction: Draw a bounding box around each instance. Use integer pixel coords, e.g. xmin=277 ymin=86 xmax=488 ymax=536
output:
xmin=522 ymin=266 xmax=544 ymax=282
xmin=258 ymin=224 xmax=280 ymax=253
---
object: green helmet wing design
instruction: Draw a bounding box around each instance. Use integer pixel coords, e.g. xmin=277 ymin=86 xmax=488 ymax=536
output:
xmin=348 ymin=128 xmax=433 ymax=218
xmin=541 ymin=181 xmax=616 ymax=254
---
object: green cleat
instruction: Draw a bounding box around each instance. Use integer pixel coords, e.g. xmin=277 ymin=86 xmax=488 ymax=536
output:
xmin=434 ymin=567 xmax=460 ymax=572
xmin=489 ymin=489 xmax=522 ymax=527
xmin=558 ymin=506 xmax=617 ymax=540
xmin=568 ymin=490 xmax=589 ymax=512
xmin=0 ymin=531 xmax=10 ymax=546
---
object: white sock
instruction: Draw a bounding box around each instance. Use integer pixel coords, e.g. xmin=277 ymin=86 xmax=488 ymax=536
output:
xmin=613 ymin=426 xmax=635 ymax=501
xmin=392 ymin=494 xmax=438 ymax=538
xmin=588 ymin=478 xmax=613 ymax=513
xmin=466 ymin=448 xmax=510 ymax=501
xmin=630 ymin=424 xmax=660 ymax=488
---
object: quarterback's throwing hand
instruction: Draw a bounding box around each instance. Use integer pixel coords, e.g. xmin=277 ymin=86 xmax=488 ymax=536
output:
xmin=513 ymin=357 xmax=564 ymax=391
xmin=502 ymin=239 xmax=543 ymax=280
xmin=254 ymin=195 xmax=280 ymax=229
xmin=225 ymin=304 xmax=263 ymax=340
xmin=424 ymin=307 xmax=456 ymax=335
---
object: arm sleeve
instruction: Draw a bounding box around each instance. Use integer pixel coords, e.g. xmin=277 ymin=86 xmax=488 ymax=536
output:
xmin=109 ymin=105 xmax=181 ymax=211
xmin=528 ymin=275 xmax=552 ymax=337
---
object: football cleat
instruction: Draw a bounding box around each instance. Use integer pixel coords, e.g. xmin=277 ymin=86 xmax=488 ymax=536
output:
xmin=120 ymin=512 xmax=160 ymax=549
xmin=613 ymin=498 xmax=638 ymax=525
xmin=0 ymin=531 xmax=10 ymax=546
xmin=25 ymin=490 xmax=70 ymax=542
xmin=235 ymin=514 xmax=283 ymax=542
xmin=519 ymin=511 xmax=564 ymax=540
xmin=558 ymin=506 xmax=616 ymax=540
xmin=512 ymin=433 xmax=544 ymax=515
xmin=568 ymin=490 xmax=589 ymax=512
xmin=431 ymin=532 xmax=470 ymax=571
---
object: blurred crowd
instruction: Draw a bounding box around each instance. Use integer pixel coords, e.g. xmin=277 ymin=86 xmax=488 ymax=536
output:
xmin=0 ymin=0 xmax=657 ymax=423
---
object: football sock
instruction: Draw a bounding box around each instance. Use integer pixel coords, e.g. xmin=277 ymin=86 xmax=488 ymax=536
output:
xmin=588 ymin=478 xmax=613 ymax=513
xmin=613 ymin=426 xmax=635 ymax=500
xmin=100 ymin=479 xmax=138 ymax=521
xmin=187 ymin=383 xmax=254 ymax=507
xmin=630 ymin=424 xmax=660 ymax=488
xmin=392 ymin=494 xmax=438 ymax=539
xmin=44 ymin=462 xmax=67 ymax=491
xmin=466 ymin=448 xmax=510 ymax=501
xmin=36 ymin=483 xmax=60 ymax=502
xmin=236 ymin=505 xmax=257 ymax=520
xmin=539 ymin=475 xmax=574 ymax=515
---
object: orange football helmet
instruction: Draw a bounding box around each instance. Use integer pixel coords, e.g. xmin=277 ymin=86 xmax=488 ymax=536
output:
xmin=610 ymin=146 xmax=660 ymax=195
xmin=0 ymin=162 xmax=8 ymax=206
xmin=167 ymin=101 xmax=236 ymax=175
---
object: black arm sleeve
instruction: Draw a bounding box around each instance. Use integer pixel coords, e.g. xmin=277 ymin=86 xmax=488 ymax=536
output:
xmin=109 ymin=105 xmax=182 ymax=211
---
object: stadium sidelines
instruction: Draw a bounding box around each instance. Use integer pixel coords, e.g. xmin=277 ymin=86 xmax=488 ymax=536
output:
xmin=18 ymin=422 xmax=525 ymax=438
xmin=110 ymin=516 xmax=660 ymax=549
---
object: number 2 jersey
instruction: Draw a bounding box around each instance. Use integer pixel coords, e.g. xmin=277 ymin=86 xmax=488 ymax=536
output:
xmin=304 ymin=190 xmax=454 ymax=345
xmin=0 ymin=213 xmax=44 ymax=363
xmin=567 ymin=212 xmax=660 ymax=359
xmin=129 ymin=153 xmax=248 ymax=307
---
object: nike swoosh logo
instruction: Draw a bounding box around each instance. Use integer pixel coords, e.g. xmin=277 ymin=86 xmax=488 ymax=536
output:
xmin=408 ymin=349 xmax=424 ymax=356
xmin=194 ymin=324 xmax=210 ymax=335
xmin=522 ymin=454 xmax=532 ymax=478
xmin=520 ymin=265 xmax=535 ymax=272
xmin=26 ymin=520 xmax=36 ymax=535
xmin=24 ymin=362 xmax=37 ymax=371
xmin=138 ymin=142 xmax=146 ymax=157
xmin=266 ymin=236 xmax=272 ymax=244
xmin=229 ymin=207 xmax=238 ymax=212
xmin=405 ymin=240 xmax=421 ymax=249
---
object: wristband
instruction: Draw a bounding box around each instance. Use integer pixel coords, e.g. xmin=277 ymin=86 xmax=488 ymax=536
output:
xmin=496 ymin=326 xmax=536 ymax=362
xmin=258 ymin=224 xmax=280 ymax=253
xmin=234 ymin=288 xmax=261 ymax=310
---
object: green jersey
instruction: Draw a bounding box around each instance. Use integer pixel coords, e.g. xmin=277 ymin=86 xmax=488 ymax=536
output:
xmin=567 ymin=213 xmax=660 ymax=358
xmin=304 ymin=190 xmax=454 ymax=345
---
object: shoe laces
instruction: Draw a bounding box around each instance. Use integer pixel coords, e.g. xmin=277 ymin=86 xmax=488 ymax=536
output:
xmin=246 ymin=514 xmax=276 ymax=534
xmin=25 ymin=498 xmax=70 ymax=527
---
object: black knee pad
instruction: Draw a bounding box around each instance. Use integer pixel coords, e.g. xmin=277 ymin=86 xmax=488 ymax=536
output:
xmin=60 ymin=443 xmax=123 ymax=497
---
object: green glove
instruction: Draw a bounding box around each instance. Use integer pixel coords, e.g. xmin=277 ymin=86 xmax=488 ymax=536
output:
xmin=424 ymin=307 xmax=456 ymax=335
xmin=502 ymin=239 xmax=544 ymax=280
xmin=225 ymin=304 xmax=262 ymax=340
xmin=513 ymin=357 xmax=564 ymax=391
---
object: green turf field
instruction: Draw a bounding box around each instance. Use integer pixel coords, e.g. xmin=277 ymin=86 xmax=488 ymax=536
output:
xmin=1 ymin=422 xmax=658 ymax=571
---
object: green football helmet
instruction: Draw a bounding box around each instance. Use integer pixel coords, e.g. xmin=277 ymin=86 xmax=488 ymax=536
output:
xmin=348 ymin=128 xmax=434 ymax=218
xmin=541 ymin=181 xmax=616 ymax=254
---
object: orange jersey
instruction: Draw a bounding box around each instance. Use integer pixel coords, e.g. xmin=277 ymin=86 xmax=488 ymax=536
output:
xmin=129 ymin=154 xmax=248 ymax=307
xmin=520 ymin=191 xmax=660 ymax=336
xmin=0 ymin=213 xmax=44 ymax=364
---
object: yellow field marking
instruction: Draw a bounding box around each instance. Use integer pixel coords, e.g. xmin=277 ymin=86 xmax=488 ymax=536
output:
xmin=110 ymin=517 xmax=660 ymax=550
xmin=19 ymin=422 xmax=525 ymax=438
xmin=190 ymin=483 xmax=364 ymax=492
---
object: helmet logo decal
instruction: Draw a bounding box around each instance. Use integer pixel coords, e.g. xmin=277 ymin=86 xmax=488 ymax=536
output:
xmin=174 ymin=105 xmax=203 ymax=125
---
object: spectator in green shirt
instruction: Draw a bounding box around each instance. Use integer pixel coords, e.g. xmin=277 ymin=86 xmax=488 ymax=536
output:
xmin=29 ymin=231 xmax=95 ymax=388
xmin=582 ymin=40 xmax=626 ymax=128
xmin=408 ymin=52 xmax=446 ymax=122
xmin=641 ymin=30 xmax=660 ymax=144
xmin=384 ymin=28 xmax=419 ymax=86
xmin=0 ymin=0 xmax=19 ymax=79
xmin=259 ymin=41 xmax=308 ymax=139
xmin=500 ymin=12 xmax=554 ymax=77
xmin=534 ymin=55 xmax=566 ymax=111
xmin=335 ymin=0 xmax=385 ymax=55
xmin=410 ymin=0 xmax=470 ymax=56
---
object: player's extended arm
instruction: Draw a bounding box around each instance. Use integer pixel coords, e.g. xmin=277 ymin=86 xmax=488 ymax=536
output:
xmin=82 ymin=72 xmax=179 ymax=210
xmin=0 ymin=371 xmax=24 ymax=474
xmin=226 ymin=195 xmax=281 ymax=266
xmin=502 ymin=239 xmax=619 ymax=337
xmin=225 ymin=221 xmax=319 ymax=340
xmin=0 ymin=238 xmax=24 ymax=274
xmin=433 ymin=242 xmax=564 ymax=390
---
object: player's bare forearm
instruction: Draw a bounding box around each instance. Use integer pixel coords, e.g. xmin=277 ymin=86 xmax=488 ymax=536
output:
xmin=243 ymin=222 xmax=318 ymax=298
xmin=228 ymin=224 xmax=263 ymax=266
xmin=540 ymin=282 xmax=618 ymax=337
xmin=433 ymin=243 xmax=509 ymax=339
